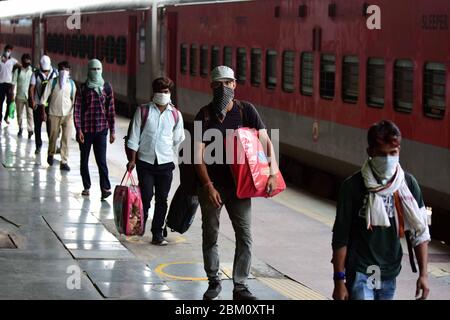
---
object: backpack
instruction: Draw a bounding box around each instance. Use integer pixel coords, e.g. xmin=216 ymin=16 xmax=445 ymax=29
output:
xmin=124 ymin=104 xmax=180 ymax=162
xmin=200 ymin=99 xmax=248 ymax=131
xmin=35 ymin=69 xmax=57 ymax=105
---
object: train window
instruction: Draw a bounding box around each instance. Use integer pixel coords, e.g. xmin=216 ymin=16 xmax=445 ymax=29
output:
xmin=200 ymin=45 xmax=208 ymax=77
xmin=58 ymin=34 xmax=64 ymax=54
xmin=251 ymin=48 xmax=262 ymax=87
xmin=96 ymin=36 xmax=105 ymax=61
xmin=223 ymin=46 xmax=233 ymax=68
xmin=236 ymin=48 xmax=247 ymax=84
xmin=424 ymin=62 xmax=446 ymax=119
xmin=71 ymin=34 xmax=78 ymax=58
xmin=180 ymin=44 xmax=187 ymax=74
xmin=366 ymin=58 xmax=385 ymax=108
xmin=105 ymin=36 xmax=115 ymax=64
xmin=79 ymin=35 xmax=87 ymax=59
xmin=320 ymin=54 xmax=336 ymax=100
xmin=211 ymin=46 xmax=220 ymax=70
xmin=46 ymin=33 xmax=53 ymax=53
xmin=65 ymin=35 xmax=71 ymax=56
xmin=394 ymin=59 xmax=414 ymax=113
xmin=266 ymin=49 xmax=277 ymax=89
xmin=116 ymin=36 xmax=127 ymax=65
xmin=190 ymin=44 xmax=198 ymax=76
xmin=282 ymin=50 xmax=295 ymax=93
xmin=300 ymin=52 xmax=314 ymax=96
xmin=87 ymin=35 xmax=95 ymax=59
xmin=342 ymin=55 xmax=359 ymax=103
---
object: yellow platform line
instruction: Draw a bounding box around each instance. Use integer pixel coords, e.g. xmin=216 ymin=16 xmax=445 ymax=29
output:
xmin=258 ymin=277 xmax=328 ymax=300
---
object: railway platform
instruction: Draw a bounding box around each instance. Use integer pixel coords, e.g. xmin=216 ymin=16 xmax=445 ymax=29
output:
xmin=0 ymin=116 xmax=449 ymax=300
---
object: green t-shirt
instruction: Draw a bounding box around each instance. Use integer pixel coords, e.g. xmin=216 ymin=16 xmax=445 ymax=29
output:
xmin=332 ymin=171 xmax=424 ymax=280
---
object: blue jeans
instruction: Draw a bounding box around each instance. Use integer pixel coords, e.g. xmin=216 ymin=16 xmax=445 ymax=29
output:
xmin=347 ymin=271 xmax=396 ymax=300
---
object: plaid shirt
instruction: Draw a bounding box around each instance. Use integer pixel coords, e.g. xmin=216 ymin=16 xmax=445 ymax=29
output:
xmin=74 ymin=83 xmax=115 ymax=134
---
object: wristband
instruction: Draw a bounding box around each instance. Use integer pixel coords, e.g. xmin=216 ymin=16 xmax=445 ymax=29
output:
xmin=333 ymin=272 xmax=346 ymax=281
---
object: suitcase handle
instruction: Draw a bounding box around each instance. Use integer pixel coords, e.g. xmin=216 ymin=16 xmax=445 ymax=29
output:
xmin=120 ymin=171 xmax=138 ymax=186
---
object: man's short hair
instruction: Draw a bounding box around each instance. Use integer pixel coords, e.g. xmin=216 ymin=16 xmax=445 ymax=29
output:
xmin=152 ymin=77 xmax=174 ymax=93
xmin=4 ymin=44 xmax=13 ymax=51
xmin=21 ymin=53 xmax=31 ymax=62
xmin=367 ymin=120 xmax=402 ymax=148
xmin=58 ymin=61 xmax=70 ymax=70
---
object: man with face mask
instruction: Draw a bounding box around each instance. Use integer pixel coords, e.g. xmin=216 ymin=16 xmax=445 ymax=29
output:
xmin=193 ymin=66 xmax=279 ymax=300
xmin=40 ymin=61 xmax=76 ymax=171
xmin=29 ymin=55 xmax=58 ymax=154
xmin=12 ymin=53 xmax=34 ymax=138
xmin=126 ymin=77 xmax=185 ymax=245
xmin=332 ymin=120 xmax=430 ymax=300
xmin=0 ymin=44 xmax=21 ymax=127
xmin=74 ymin=59 xmax=115 ymax=200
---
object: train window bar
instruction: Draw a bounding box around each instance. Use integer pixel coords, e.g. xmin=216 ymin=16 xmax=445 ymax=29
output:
xmin=393 ymin=59 xmax=414 ymax=113
xmin=366 ymin=58 xmax=385 ymax=108
xmin=236 ymin=47 xmax=247 ymax=85
xmin=266 ymin=49 xmax=278 ymax=90
xmin=342 ymin=55 xmax=359 ymax=104
xmin=320 ymin=54 xmax=336 ymax=100
xmin=223 ymin=46 xmax=233 ymax=69
xmin=116 ymin=36 xmax=127 ymax=66
xmin=282 ymin=50 xmax=295 ymax=93
xmin=300 ymin=52 xmax=314 ymax=96
xmin=424 ymin=62 xmax=446 ymax=119
xmin=190 ymin=44 xmax=198 ymax=76
xmin=251 ymin=48 xmax=262 ymax=87
xmin=200 ymin=45 xmax=208 ymax=78
xmin=105 ymin=36 xmax=116 ymax=64
xmin=180 ymin=44 xmax=188 ymax=74
xmin=211 ymin=46 xmax=220 ymax=71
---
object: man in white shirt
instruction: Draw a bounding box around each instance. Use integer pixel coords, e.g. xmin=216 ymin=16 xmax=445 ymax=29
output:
xmin=126 ymin=77 xmax=185 ymax=245
xmin=12 ymin=53 xmax=34 ymax=138
xmin=0 ymin=45 xmax=21 ymax=126
xmin=29 ymin=55 xmax=58 ymax=154
xmin=40 ymin=61 xmax=76 ymax=171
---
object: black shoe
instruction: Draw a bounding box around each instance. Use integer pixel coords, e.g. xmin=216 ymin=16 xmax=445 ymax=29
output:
xmin=47 ymin=155 xmax=54 ymax=166
xmin=203 ymin=281 xmax=222 ymax=300
xmin=233 ymin=288 xmax=257 ymax=300
xmin=101 ymin=190 xmax=112 ymax=200
xmin=81 ymin=189 xmax=90 ymax=196
xmin=28 ymin=131 xmax=33 ymax=139
xmin=35 ymin=147 xmax=41 ymax=155
xmin=60 ymin=163 xmax=70 ymax=171
xmin=18 ymin=129 xmax=23 ymax=137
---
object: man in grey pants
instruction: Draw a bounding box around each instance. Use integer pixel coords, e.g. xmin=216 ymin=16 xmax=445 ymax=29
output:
xmin=194 ymin=66 xmax=279 ymax=300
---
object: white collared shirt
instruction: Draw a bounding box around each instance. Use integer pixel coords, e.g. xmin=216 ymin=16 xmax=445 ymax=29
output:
xmin=127 ymin=102 xmax=185 ymax=165
xmin=0 ymin=57 xmax=18 ymax=83
xmin=40 ymin=77 xmax=76 ymax=116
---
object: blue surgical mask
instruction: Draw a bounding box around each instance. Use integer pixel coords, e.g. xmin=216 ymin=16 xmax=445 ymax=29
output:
xmin=370 ymin=156 xmax=399 ymax=184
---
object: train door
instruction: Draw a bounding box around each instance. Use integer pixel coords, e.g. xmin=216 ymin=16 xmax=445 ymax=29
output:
xmin=166 ymin=12 xmax=178 ymax=104
xmin=127 ymin=15 xmax=138 ymax=116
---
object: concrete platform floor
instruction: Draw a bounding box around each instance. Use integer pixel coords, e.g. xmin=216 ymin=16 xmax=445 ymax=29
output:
xmin=0 ymin=115 xmax=449 ymax=300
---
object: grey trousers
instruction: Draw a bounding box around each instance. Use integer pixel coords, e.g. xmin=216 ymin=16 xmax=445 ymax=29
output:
xmin=198 ymin=185 xmax=252 ymax=289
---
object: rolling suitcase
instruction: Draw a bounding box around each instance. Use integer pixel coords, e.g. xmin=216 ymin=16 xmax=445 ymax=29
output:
xmin=113 ymin=171 xmax=145 ymax=236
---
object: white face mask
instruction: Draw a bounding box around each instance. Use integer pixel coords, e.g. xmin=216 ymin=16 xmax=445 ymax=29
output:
xmin=59 ymin=70 xmax=70 ymax=89
xmin=153 ymin=92 xmax=171 ymax=106
xmin=370 ymin=156 xmax=399 ymax=184
xmin=4 ymin=51 xmax=11 ymax=58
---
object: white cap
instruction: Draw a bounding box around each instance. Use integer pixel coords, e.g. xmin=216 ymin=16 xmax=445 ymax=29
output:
xmin=40 ymin=55 xmax=51 ymax=71
xmin=211 ymin=65 xmax=236 ymax=83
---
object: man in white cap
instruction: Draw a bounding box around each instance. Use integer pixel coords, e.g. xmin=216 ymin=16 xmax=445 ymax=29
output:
xmin=29 ymin=55 xmax=58 ymax=155
xmin=194 ymin=66 xmax=279 ymax=300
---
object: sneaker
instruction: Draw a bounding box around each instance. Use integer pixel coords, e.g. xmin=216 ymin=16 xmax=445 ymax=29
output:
xmin=151 ymin=238 xmax=169 ymax=246
xmin=233 ymin=288 xmax=257 ymax=300
xmin=35 ymin=147 xmax=41 ymax=155
xmin=47 ymin=155 xmax=54 ymax=166
xmin=101 ymin=189 xmax=112 ymax=200
xmin=18 ymin=129 xmax=23 ymax=137
xmin=203 ymin=281 xmax=222 ymax=300
xmin=28 ymin=131 xmax=33 ymax=139
xmin=60 ymin=163 xmax=70 ymax=171
xmin=81 ymin=189 xmax=90 ymax=196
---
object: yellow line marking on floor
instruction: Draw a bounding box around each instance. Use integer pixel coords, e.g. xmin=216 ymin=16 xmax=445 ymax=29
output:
xmin=258 ymin=277 xmax=328 ymax=300
xmin=154 ymin=262 xmax=208 ymax=281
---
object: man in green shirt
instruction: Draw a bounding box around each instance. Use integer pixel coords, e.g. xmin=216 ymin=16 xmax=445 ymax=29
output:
xmin=12 ymin=53 xmax=34 ymax=138
xmin=332 ymin=120 xmax=430 ymax=300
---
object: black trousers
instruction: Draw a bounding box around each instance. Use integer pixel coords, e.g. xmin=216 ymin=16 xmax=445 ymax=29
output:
xmin=33 ymin=105 xmax=51 ymax=149
xmin=79 ymin=129 xmax=111 ymax=191
xmin=0 ymin=83 xmax=13 ymax=122
xmin=136 ymin=159 xmax=175 ymax=239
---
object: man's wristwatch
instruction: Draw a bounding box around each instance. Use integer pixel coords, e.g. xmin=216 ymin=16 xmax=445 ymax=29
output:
xmin=333 ymin=272 xmax=346 ymax=281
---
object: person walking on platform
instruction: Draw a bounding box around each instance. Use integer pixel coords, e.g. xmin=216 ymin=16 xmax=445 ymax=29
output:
xmin=126 ymin=77 xmax=184 ymax=245
xmin=29 ymin=55 xmax=58 ymax=154
xmin=332 ymin=120 xmax=430 ymax=300
xmin=194 ymin=66 xmax=279 ymax=300
xmin=0 ymin=44 xmax=21 ymax=127
xmin=12 ymin=53 xmax=34 ymax=138
xmin=40 ymin=61 xmax=76 ymax=171
xmin=74 ymin=59 xmax=115 ymax=200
